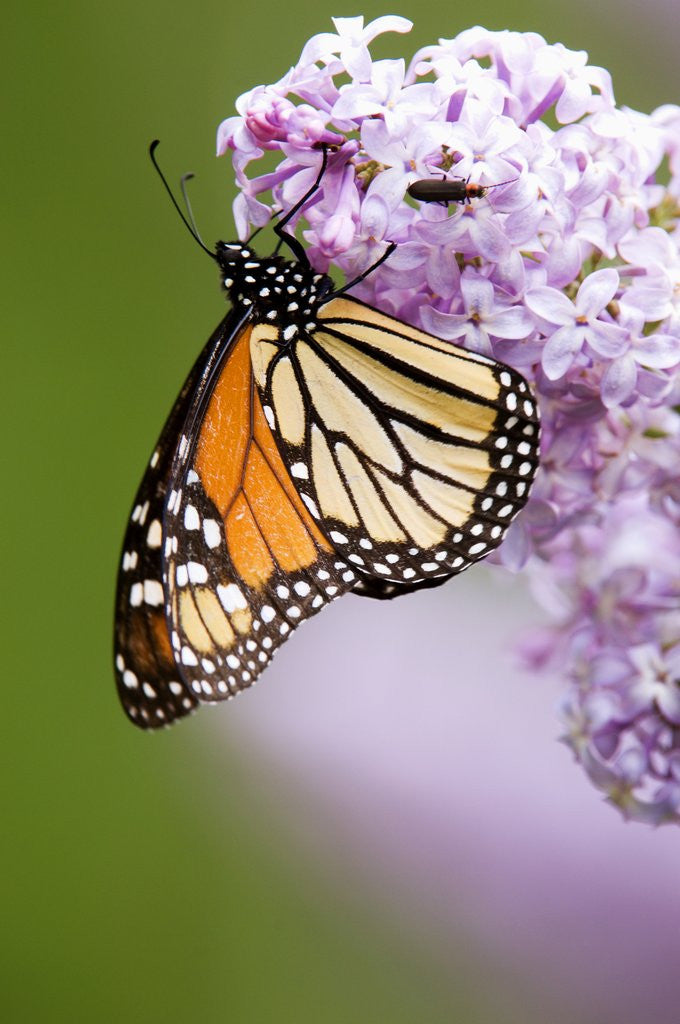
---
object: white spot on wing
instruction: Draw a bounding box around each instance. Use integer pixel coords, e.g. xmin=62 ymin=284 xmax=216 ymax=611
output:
xmin=203 ymin=519 xmax=221 ymax=549
xmin=301 ymin=494 xmax=320 ymax=518
xmin=146 ymin=520 xmax=162 ymax=548
xmin=181 ymin=646 xmax=198 ymax=666
xmin=143 ymin=579 xmax=164 ymax=606
xmin=184 ymin=505 xmax=200 ymax=530
xmin=187 ymin=562 xmax=208 ymax=584
xmin=217 ymin=583 xmax=247 ymax=613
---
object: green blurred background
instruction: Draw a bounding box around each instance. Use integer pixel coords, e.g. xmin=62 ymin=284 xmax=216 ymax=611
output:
xmin=4 ymin=2 xmax=679 ymax=1021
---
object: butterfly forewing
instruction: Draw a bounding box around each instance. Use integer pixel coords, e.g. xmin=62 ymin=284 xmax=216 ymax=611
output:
xmin=162 ymin=322 xmax=358 ymax=706
xmin=114 ymin=349 xmax=211 ymax=728
xmin=254 ymin=295 xmax=539 ymax=594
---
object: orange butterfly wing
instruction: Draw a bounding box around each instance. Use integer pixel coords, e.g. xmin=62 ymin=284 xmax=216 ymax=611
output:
xmin=161 ymin=322 xmax=358 ymax=707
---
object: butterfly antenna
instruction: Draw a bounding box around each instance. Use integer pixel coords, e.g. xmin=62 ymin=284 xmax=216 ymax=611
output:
xmin=149 ymin=141 xmax=214 ymax=259
xmin=179 ymin=172 xmax=208 ymax=249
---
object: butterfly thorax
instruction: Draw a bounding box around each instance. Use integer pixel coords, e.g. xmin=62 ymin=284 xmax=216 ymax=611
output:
xmin=215 ymin=241 xmax=333 ymax=336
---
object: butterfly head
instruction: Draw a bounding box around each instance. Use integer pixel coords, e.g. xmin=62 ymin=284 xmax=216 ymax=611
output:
xmin=215 ymin=241 xmax=272 ymax=300
xmin=215 ymin=241 xmax=257 ymax=273
xmin=214 ymin=240 xmax=333 ymax=326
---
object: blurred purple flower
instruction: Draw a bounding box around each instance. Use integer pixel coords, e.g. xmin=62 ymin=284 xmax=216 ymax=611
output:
xmin=217 ymin=19 xmax=680 ymax=825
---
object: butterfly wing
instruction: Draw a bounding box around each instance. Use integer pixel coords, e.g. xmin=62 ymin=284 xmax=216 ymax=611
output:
xmin=252 ymin=295 xmax=539 ymax=593
xmin=161 ymin=320 xmax=358 ymax=707
xmin=114 ymin=310 xmax=250 ymax=728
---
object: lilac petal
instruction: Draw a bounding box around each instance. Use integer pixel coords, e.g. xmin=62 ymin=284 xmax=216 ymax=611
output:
xmin=492 ymin=335 xmax=546 ymax=367
xmin=618 ymin=225 xmax=674 ymax=268
xmin=503 ymin=202 xmax=545 ymax=246
xmin=542 ymin=324 xmax=585 ymax=379
xmin=622 ymin=281 xmax=674 ymax=322
xmin=635 ymin=368 xmax=675 ymax=403
xmin=469 ymin=215 xmax=511 ymax=262
xmin=489 ymin=249 xmax=526 ymax=299
xmin=465 ymin=323 xmax=494 ymax=356
xmin=420 ymin=306 xmax=469 ymax=340
xmin=330 ymin=15 xmax=364 ymax=36
xmin=361 ymin=14 xmax=412 ymax=43
xmin=586 ymin=321 xmax=629 ymax=358
xmin=367 ymin=165 xmax=409 ymax=208
xmin=590 ymin=109 xmax=628 ymax=139
xmin=543 ymin=236 xmax=583 ymax=290
xmin=332 ymin=86 xmax=383 ymax=120
xmin=317 ymin=214 xmax=356 ymax=255
xmin=496 ymin=517 xmax=531 ymax=570
xmin=232 ymin=192 xmax=250 ymax=239
xmin=575 ymin=267 xmax=620 ymax=318
xmin=574 ymin=218 xmax=611 ymax=258
xmin=633 ymin=332 xmax=680 ymax=369
xmin=567 ymin=161 xmax=610 ymax=207
xmin=382 ymin=242 xmax=429 ymax=272
xmin=342 ymin=43 xmax=373 ymax=82
xmin=426 ymin=250 xmax=460 ymax=297
xmin=489 ymin=305 xmax=534 ymax=339
xmin=600 ymin=353 xmax=638 ymax=408
xmin=555 ymin=77 xmax=592 ymax=124
xmin=216 ymin=116 xmax=242 ymax=156
xmin=657 ymin=685 xmax=680 ymax=726
xmin=360 ymin=118 xmax=404 ymax=166
xmin=299 ymin=31 xmax=345 ymax=64
xmin=359 ymin=194 xmax=390 ymax=240
xmin=460 ymin=273 xmax=495 ymax=318
xmin=371 ymin=58 xmax=406 ymax=99
xmin=525 ymin=286 xmax=575 ymax=326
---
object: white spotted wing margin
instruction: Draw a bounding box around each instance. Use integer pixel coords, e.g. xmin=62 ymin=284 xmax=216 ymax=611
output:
xmin=253 ymin=294 xmax=540 ymax=599
xmin=160 ymin=322 xmax=358 ymax=712
xmin=114 ymin=308 xmax=251 ymax=730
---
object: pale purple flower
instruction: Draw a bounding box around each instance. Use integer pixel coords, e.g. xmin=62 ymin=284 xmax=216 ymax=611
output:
xmin=526 ymin=269 xmax=628 ymax=380
xmin=217 ymin=20 xmax=680 ymax=824
xmin=333 ymin=58 xmax=438 ymax=135
xmin=299 ymin=15 xmax=412 ymax=82
xmin=422 ymin=270 xmax=533 ymax=356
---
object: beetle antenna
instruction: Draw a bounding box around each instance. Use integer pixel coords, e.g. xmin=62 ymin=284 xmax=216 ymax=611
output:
xmin=485 ymin=177 xmax=519 ymax=190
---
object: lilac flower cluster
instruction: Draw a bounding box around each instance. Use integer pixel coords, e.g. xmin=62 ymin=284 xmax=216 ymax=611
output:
xmin=217 ymin=18 xmax=680 ymax=824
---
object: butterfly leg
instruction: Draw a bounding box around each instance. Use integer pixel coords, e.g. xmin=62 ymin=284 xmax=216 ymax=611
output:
xmin=273 ymin=145 xmax=330 ymax=264
xmin=329 ymin=241 xmax=396 ymax=297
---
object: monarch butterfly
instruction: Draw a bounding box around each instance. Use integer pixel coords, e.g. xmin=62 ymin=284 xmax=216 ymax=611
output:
xmin=114 ymin=143 xmax=540 ymax=729
xmin=407 ymin=176 xmax=518 ymax=205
